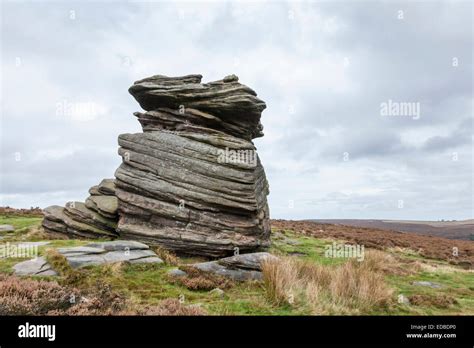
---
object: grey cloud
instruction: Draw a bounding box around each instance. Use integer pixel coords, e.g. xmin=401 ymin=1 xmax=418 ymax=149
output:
xmin=1 ymin=1 xmax=472 ymax=220
xmin=422 ymin=118 xmax=473 ymax=152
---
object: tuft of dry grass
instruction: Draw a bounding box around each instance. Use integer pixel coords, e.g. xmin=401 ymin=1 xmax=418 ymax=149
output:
xmin=139 ymin=298 xmax=207 ymax=315
xmin=153 ymin=246 xmax=180 ymax=266
xmin=24 ymin=226 xmax=68 ymax=241
xmin=262 ymin=250 xmax=394 ymax=314
xmin=44 ymin=248 xmax=73 ymax=275
xmin=100 ymin=262 xmax=126 ymax=277
xmin=44 ymin=248 xmax=87 ymax=287
xmin=261 ymin=257 xmax=301 ymax=306
xmin=169 ymin=266 xmax=234 ymax=291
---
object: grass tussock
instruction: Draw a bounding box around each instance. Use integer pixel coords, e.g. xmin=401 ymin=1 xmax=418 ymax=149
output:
xmin=262 ymin=250 xmax=394 ymax=314
xmin=153 ymin=246 xmax=180 ymax=266
xmin=44 ymin=248 xmax=87 ymax=287
xmin=169 ymin=266 xmax=234 ymax=291
xmin=24 ymin=226 xmax=67 ymax=241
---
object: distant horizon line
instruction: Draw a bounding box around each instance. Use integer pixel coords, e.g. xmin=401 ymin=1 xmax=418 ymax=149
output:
xmin=1 ymin=205 xmax=472 ymax=223
xmin=275 ymin=218 xmax=474 ymax=223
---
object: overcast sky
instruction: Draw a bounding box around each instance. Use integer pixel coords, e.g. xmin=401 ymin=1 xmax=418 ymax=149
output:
xmin=1 ymin=0 xmax=472 ymax=221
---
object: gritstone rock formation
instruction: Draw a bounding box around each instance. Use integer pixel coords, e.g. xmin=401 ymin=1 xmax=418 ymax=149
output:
xmin=42 ymin=179 xmax=118 ymax=239
xmin=42 ymin=74 xmax=270 ymax=257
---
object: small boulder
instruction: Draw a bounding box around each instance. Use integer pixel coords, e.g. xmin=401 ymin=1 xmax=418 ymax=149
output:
xmin=209 ymin=288 xmax=225 ymax=298
xmin=13 ymin=257 xmax=57 ymax=276
xmin=217 ymin=252 xmax=277 ymax=271
xmin=412 ymin=281 xmax=442 ymax=289
xmin=192 ymin=261 xmax=263 ymax=281
xmin=168 ymin=269 xmax=187 ymax=277
xmin=0 ymin=225 xmax=15 ymax=233
xmin=398 ymin=294 xmax=410 ymax=305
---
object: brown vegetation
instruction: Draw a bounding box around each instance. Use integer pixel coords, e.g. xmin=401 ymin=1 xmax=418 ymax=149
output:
xmin=0 ymin=273 xmax=206 ymax=315
xmin=139 ymin=299 xmax=207 ymax=315
xmin=0 ymin=274 xmax=127 ymax=315
xmin=24 ymin=226 xmax=68 ymax=241
xmin=262 ymin=251 xmax=394 ymax=314
xmin=153 ymin=246 xmax=180 ymax=266
xmin=0 ymin=206 xmax=43 ymax=217
xmin=311 ymin=219 xmax=474 ymax=240
xmin=408 ymin=294 xmax=458 ymax=308
xmin=271 ymin=219 xmax=474 ymax=267
xmin=169 ymin=266 xmax=234 ymax=291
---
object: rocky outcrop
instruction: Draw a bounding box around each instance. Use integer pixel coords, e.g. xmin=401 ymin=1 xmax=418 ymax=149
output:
xmin=13 ymin=240 xmax=162 ymax=275
xmin=42 ymin=179 xmax=119 ymax=239
xmin=168 ymin=252 xmax=277 ymax=281
xmin=129 ymin=74 xmax=265 ymax=140
xmin=42 ymin=74 xmax=270 ymax=258
xmin=116 ymin=74 xmax=270 ymax=257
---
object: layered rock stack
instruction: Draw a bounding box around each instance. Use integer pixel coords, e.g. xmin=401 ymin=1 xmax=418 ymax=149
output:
xmin=42 ymin=74 xmax=270 ymax=257
xmin=42 ymin=179 xmax=118 ymax=239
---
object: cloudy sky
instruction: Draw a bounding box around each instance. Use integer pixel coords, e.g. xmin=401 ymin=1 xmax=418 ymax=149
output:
xmin=1 ymin=0 xmax=472 ymax=221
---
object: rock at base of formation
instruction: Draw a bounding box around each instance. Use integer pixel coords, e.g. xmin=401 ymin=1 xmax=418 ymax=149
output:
xmin=13 ymin=240 xmax=162 ymax=276
xmin=168 ymin=252 xmax=277 ymax=281
xmin=42 ymin=74 xmax=271 ymax=258
xmin=42 ymin=179 xmax=119 ymax=239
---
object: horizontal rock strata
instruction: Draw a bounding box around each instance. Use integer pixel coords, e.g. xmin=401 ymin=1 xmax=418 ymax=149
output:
xmin=42 ymin=74 xmax=271 ymax=258
xmin=116 ymin=74 xmax=270 ymax=257
xmin=42 ymin=179 xmax=119 ymax=239
xmin=128 ymin=74 xmax=266 ymax=140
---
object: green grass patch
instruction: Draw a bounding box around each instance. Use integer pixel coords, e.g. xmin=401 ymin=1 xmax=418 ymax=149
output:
xmin=270 ymin=229 xmax=347 ymax=266
xmin=0 ymin=215 xmax=42 ymax=232
xmin=386 ymin=267 xmax=474 ymax=315
xmin=0 ymin=214 xmax=472 ymax=316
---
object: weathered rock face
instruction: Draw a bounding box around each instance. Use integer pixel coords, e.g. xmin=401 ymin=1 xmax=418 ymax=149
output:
xmin=42 ymin=179 xmax=118 ymax=239
xmin=42 ymin=74 xmax=270 ymax=258
xmin=129 ymin=74 xmax=265 ymax=140
xmin=116 ymin=74 xmax=270 ymax=257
